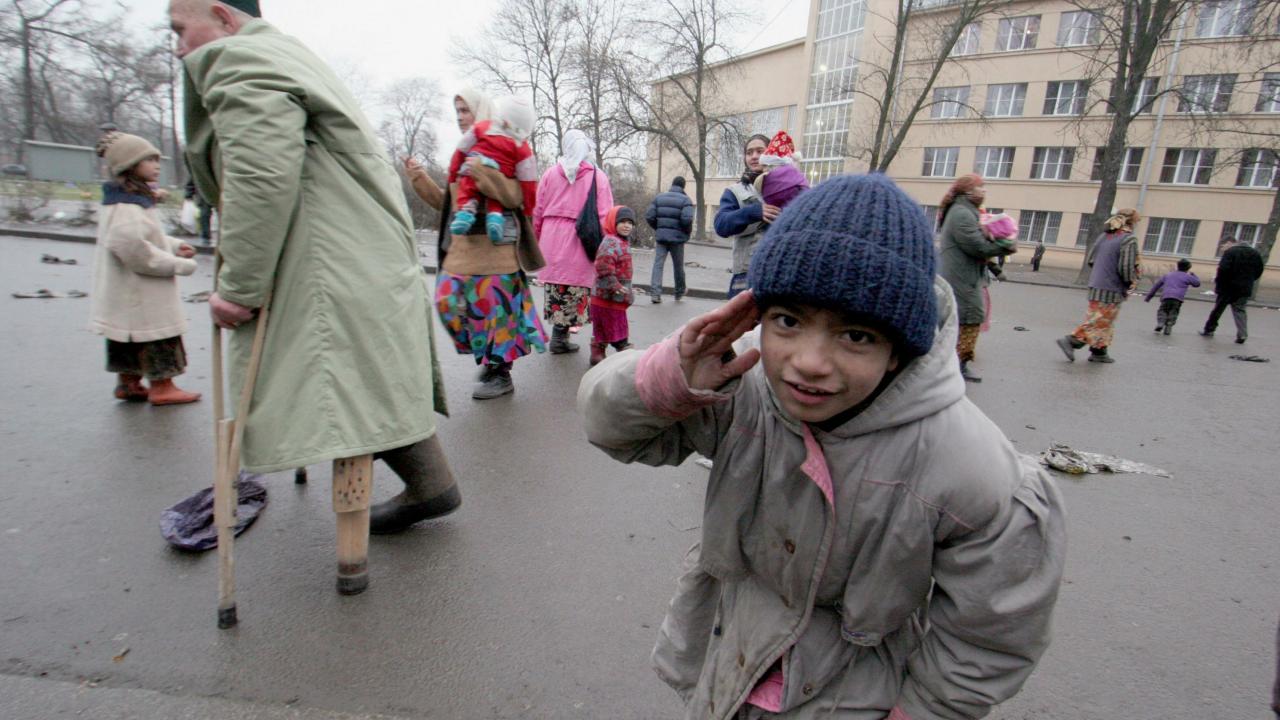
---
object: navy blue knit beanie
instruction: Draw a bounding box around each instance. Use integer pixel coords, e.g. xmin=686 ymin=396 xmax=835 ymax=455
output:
xmin=747 ymin=173 xmax=937 ymax=358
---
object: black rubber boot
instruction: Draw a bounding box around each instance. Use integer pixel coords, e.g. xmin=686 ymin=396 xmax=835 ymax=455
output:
xmin=1056 ymin=335 xmax=1083 ymax=362
xmin=549 ymin=325 xmax=579 ymax=354
xmin=472 ymin=362 xmax=514 ymax=399
xmin=960 ymin=361 xmax=982 ymax=383
xmin=1088 ymin=347 xmax=1115 ymax=363
xmin=370 ymin=436 xmax=461 ymax=535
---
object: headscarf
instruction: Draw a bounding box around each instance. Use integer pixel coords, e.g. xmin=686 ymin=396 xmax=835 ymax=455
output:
xmin=559 ymin=129 xmax=595 ymax=184
xmin=454 ymin=86 xmax=493 ymax=130
xmin=938 ymin=173 xmax=984 ymax=224
xmin=1104 ymin=208 xmax=1140 ymax=233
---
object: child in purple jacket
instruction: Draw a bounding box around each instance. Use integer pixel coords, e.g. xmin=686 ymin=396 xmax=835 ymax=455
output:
xmin=1145 ymin=258 xmax=1201 ymax=335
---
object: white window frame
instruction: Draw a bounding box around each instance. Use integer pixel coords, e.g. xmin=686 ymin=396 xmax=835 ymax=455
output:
xmin=1031 ymin=147 xmax=1075 ymax=180
xmin=985 ymin=83 xmax=1028 ymax=117
xmin=1018 ymin=210 xmax=1063 ymax=245
xmin=1257 ymin=73 xmax=1280 ymax=112
xmin=951 ymin=22 xmax=981 ymax=56
xmin=1091 ymin=147 xmax=1145 ymax=183
xmin=1178 ymin=74 xmax=1236 ymax=113
xmin=996 ymin=15 xmax=1040 ymax=51
xmin=1131 ymin=77 xmax=1160 ymax=114
xmin=1044 ymin=80 xmax=1090 ymax=116
xmin=931 ymin=86 xmax=971 ymax=119
xmin=1161 ymin=148 xmax=1216 ymax=185
xmin=1076 ymin=214 xmax=1094 ymax=247
xmin=1221 ymin=222 xmax=1263 ymax=253
xmin=1143 ymin=218 xmax=1199 ymax=255
xmin=1236 ymin=149 xmax=1278 ymax=188
xmin=974 ymin=146 xmax=1015 ymax=178
xmin=1195 ymin=0 xmax=1254 ymax=38
xmin=922 ymin=147 xmax=960 ymax=177
xmin=1057 ymin=11 xmax=1101 ymax=46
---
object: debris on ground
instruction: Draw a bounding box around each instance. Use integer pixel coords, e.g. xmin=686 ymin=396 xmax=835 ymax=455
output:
xmin=694 ymin=456 xmax=714 ymax=470
xmin=685 ymin=261 xmax=707 ymax=269
xmin=1229 ymin=354 xmax=1270 ymax=363
xmin=1040 ymin=443 xmax=1172 ymax=478
xmin=184 ymin=290 xmax=212 ymax=303
xmin=40 ymin=254 xmax=78 ymax=265
xmin=112 ymin=647 xmax=130 ymax=663
xmin=160 ymin=473 xmax=268 ymax=551
xmin=1013 ymin=326 xmax=1029 ymax=331
xmin=11 ymin=289 xmax=88 ymax=299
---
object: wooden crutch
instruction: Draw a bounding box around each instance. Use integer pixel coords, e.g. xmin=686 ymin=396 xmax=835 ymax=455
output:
xmin=211 ymin=252 xmax=272 ymax=629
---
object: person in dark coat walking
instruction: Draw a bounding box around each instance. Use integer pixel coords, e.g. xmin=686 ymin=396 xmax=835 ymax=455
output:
xmin=1201 ymin=237 xmax=1265 ymax=343
xmin=936 ymin=173 xmax=1012 ymax=382
xmin=644 ymin=176 xmax=694 ymax=303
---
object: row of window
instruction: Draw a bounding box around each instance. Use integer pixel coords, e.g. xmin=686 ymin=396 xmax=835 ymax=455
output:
xmin=929 ymin=73 xmax=1280 ymax=120
xmin=924 ymin=204 xmax=1265 ymax=256
xmin=950 ymin=1 xmax=1264 ymax=59
xmin=921 ymin=145 xmax=1279 ymax=188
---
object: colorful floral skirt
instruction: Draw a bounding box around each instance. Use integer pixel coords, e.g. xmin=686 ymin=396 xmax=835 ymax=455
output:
xmin=590 ymin=298 xmax=630 ymax=345
xmin=436 ymin=271 xmax=547 ymax=366
xmin=543 ymin=283 xmax=591 ymax=328
xmin=106 ymin=336 xmax=187 ymax=380
xmin=1072 ymin=300 xmax=1122 ymax=349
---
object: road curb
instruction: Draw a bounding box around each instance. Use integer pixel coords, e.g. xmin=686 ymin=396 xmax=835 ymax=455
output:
xmin=10 ymin=229 xmax=1276 ymax=308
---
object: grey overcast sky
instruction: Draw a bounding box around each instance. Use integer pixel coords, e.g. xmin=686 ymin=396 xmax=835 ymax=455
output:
xmin=120 ymin=0 xmax=809 ymax=165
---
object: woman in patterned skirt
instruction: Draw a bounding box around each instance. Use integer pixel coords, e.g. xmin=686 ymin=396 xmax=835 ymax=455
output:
xmin=407 ymin=86 xmax=547 ymax=399
xmin=533 ymin=130 xmax=615 ymax=355
xmin=1056 ymin=209 xmax=1142 ymax=364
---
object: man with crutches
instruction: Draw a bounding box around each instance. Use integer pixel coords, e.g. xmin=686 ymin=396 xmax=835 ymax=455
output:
xmin=171 ymin=0 xmax=461 ymax=626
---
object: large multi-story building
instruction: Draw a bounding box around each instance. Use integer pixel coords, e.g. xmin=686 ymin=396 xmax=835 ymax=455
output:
xmin=647 ymin=0 xmax=1279 ymax=284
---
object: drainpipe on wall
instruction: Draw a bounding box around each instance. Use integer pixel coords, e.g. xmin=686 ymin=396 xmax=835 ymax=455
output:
xmin=1136 ymin=9 xmax=1189 ymax=212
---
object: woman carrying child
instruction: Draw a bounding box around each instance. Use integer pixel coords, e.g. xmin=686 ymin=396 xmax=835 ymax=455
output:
xmin=936 ymin=174 xmax=1013 ymax=383
xmin=1055 ymin=209 xmax=1142 ymax=364
xmin=589 ymin=206 xmax=636 ymax=366
xmin=89 ymin=131 xmax=201 ymax=406
xmin=580 ymin=174 xmax=1065 ymax=720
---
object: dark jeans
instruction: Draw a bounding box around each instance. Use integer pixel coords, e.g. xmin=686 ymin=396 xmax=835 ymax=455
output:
xmin=197 ymin=199 xmax=213 ymax=242
xmin=650 ymin=241 xmax=686 ymax=299
xmin=1203 ymin=294 xmax=1249 ymax=340
xmin=1156 ymin=298 xmax=1183 ymax=329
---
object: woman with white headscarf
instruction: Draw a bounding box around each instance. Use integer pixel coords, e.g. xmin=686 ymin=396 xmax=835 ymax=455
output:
xmin=406 ymin=87 xmax=547 ymax=400
xmin=533 ymin=130 xmax=614 ymax=354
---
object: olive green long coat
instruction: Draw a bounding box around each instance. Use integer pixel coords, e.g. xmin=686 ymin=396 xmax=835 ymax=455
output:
xmin=936 ymin=197 xmax=1007 ymax=326
xmin=184 ymin=21 xmax=439 ymax=473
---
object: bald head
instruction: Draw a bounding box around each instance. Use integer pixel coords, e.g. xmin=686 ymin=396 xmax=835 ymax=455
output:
xmin=169 ymin=0 xmax=254 ymax=58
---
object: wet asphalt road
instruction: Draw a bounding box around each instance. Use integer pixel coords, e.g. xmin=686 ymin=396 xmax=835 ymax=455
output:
xmin=1 ymin=235 xmax=1278 ymax=719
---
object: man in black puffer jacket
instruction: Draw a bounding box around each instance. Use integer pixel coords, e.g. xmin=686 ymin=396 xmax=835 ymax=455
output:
xmin=1201 ymin=236 xmax=1265 ymax=343
xmin=644 ymin=176 xmax=694 ymax=303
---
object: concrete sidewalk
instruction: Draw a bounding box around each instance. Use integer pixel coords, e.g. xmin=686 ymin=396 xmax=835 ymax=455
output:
xmin=7 ymin=222 xmax=1278 ymax=307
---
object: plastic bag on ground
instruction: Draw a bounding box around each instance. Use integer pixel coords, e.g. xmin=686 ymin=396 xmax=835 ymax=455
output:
xmin=1040 ymin=444 xmax=1172 ymax=478
xmin=161 ymin=473 xmax=268 ymax=551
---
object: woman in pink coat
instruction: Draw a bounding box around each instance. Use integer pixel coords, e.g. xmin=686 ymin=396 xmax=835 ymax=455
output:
xmin=533 ymin=130 xmax=614 ymax=354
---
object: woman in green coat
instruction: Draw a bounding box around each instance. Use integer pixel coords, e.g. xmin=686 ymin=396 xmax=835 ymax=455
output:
xmin=936 ymin=174 xmax=1012 ymax=383
xmin=175 ymin=5 xmax=459 ymax=535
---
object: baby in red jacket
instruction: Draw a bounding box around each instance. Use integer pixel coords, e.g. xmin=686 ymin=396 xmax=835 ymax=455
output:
xmin=448 ymin=95 xmax=539 ymax=243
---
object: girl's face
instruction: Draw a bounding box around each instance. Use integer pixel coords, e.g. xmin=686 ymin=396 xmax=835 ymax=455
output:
xmin=133 ymin=157 xmax=162 ymax=183
xmin=760 ymin=302 xmax=899 ymax=424
xmin=744 ymin=139 xmax=767 ymax=172
xmin=970 ymin=182 xmax=986 ymax=205
xmin=617 ymin=220 xmax=634 ymax=238
xmin=455 ymin=97 xmax=475 ymax=133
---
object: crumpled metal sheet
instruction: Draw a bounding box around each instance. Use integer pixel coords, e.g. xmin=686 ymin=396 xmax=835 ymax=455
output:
xmin=1041 ymin=443 xmax=1172 ymax=478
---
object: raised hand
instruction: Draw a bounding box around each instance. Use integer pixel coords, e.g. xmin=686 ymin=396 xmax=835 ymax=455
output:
xmin=679 ymin=291 xmax=762 ymax=391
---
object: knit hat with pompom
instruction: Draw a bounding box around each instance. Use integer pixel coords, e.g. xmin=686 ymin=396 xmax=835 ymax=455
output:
xmin=746 ymin=173 xmax=938 ymax=358
xmin=96 ymin=131 xmax=161 ymax=177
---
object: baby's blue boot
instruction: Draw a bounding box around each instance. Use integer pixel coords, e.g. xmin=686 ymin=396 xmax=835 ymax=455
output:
xmin=485 ymin=213 xmax=506 ymax=243
xmin=450 ymin=210 xmax=476 ymax=236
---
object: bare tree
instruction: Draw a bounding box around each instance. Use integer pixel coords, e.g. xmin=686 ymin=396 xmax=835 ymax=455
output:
xmin=451 ymin=0 xmax=577 ymax=161
xmin=856 ymin=0 xmax=1010 ymax=172
xmin=379 ymin=76 xmax=443 ymax=166
xmin=568 ymin=0 xmax=636 ymax=167
xmin=4 ymin=0 xmax=85 ymax=160
xmin=1059 ymin=0 xmax=1197 ymax=282
xmin=1173 ymin=1 xmax=1280 ymax=267
xmin=610 ymin=0 xmax=743 ymax=241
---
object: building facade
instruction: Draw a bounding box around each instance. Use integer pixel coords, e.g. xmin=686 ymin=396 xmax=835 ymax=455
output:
xmin=647 ymin=0 xmax=1280 ymax=284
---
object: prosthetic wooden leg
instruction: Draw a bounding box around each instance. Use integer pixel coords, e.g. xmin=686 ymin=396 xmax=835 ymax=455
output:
xmin=333 ymin=455 xmax=373 ymax=595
